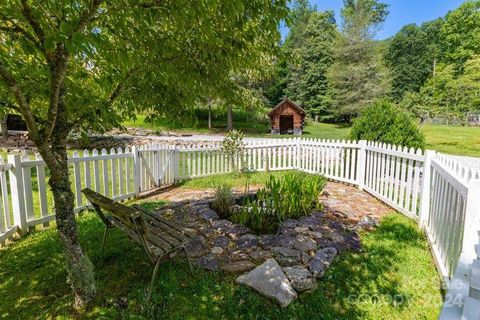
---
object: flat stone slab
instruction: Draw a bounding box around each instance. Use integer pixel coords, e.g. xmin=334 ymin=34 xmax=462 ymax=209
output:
xmin=222 ymin=260 xmax=256 ymax=274
xmin=212 ymin=235 xmax=230 ymax=248
xmin=258 ymin=234 xmax=277 ymax=249
xmin=272 ymin=247 xmax=302 ymax=267
xmin=294 ymin=235 xmax=317 ymax=253
xmin=197 ymin=254 xmax=220 ymax=271
xmin=211 ymin=246 xmax=224 ymax=255
xmin=212 ymin=219 xmax=233 ymax=231
xmin=197 ymin=208 xmax=219 ymax=222
xmin=250 ymin=249 xmax=272 ymax=263
xmin=283 ymin=265 xmax=317 ymax=292
xmin=276 ymin=235 xmax=295 ymax=248
xmin=236 ymin=259 xmax=297 ymax=308
xmin=307 ymin=247 xmax=337 ymax=278
xmin=236 ymin=234 xmax=258 ymax=250
xmin=225 ymin=224 xmax=250 ymax=239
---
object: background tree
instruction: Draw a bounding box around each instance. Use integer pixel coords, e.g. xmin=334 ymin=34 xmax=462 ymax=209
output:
xmin=441 ymin=0 xmax=480 ymax=72
xmin=286 ymin=11 xmax=337 ymax=120
xmin=328 ymin=0 xmax=390 ymax=122
xmin=0 ymin=0 xmax=287 ymax=308
xmin=264 ymin=0 xmax=314 ymax=108
xmin=385 ymin=20 xmax=444 ymax=101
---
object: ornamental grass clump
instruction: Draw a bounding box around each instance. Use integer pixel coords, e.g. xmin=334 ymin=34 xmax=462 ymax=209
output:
xmin=232 ymin=172 xmax=326 ymax=234
xmin=211 ymin=184 xmax=235 ymax=219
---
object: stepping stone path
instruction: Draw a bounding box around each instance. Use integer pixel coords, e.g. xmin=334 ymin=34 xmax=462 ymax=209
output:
xmin=149 ymin=181 xmax=390 ymax=307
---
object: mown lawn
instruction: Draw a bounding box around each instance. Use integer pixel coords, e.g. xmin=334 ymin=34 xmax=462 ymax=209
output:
xmin=421 ymin=123 xmax=480 ymax=157
xmin=0 ymin=205 xmax=442 ymax=319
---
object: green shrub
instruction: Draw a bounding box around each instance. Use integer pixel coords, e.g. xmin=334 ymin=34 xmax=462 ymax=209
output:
xmin=211 ymin=184 xmax=234 ymax=218
xmin=232 ymin=172 xmax=326 ymax=234
xmin=349 ymin=100 xmax=426 ymax=150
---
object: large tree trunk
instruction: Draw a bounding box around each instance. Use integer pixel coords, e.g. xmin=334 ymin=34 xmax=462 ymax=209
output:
xmin=49 ymin=152 xmax=96 ymax=310
xmin=37 ymin=95 xmax=96 ymax=310
xmin=226 ymin=105 xmax=233 ymax=131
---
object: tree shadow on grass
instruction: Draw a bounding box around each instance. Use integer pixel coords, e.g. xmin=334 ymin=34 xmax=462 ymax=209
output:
xmin=141 ymin=214 xmax=440 ymax=320
xmin=0 ymin=212 xmax=440 ymax=319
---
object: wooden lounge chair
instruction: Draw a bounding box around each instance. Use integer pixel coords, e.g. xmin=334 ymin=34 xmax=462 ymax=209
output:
xmin=82 ymin=188 xmax=192 ymax=301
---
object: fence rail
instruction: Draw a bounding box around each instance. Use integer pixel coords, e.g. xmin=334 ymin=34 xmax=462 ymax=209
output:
xmin=0 ymin=137 xmax=479 ymax=319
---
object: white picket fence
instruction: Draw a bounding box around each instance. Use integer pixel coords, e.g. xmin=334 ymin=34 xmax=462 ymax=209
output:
xmin=0 ymin=137 xmax=479 ymax=319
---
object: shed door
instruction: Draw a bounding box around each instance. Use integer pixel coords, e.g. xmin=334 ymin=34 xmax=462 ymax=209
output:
xmin=279 ymin=115 xmax=294 ymax=134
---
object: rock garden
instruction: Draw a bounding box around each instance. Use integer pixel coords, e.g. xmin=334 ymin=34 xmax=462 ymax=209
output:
xmin=150 ymin=171 xmax=383 ymax=307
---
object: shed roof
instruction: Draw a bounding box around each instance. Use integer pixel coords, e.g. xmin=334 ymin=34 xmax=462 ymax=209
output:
xmin=268 ymin=98 xmax=306 ymax=117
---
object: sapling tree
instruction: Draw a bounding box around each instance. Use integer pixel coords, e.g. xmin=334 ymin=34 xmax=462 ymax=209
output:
xmin=221 ymin=129 xmax=246 ymax=173
xmin=0 ymin=0 xmax=287 ymax=309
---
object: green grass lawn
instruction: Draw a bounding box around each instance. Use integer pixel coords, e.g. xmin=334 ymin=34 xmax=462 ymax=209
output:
xmin=178 ymin=170 xmax=292 ymax=189
xmin=0 ymin=211 xmax=442 ymax=319
xmin=421 ymin=123 xmax=480 ymax=157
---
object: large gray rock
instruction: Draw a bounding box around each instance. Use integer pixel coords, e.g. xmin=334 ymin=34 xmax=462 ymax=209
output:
xmin=294 ymin=235 xmax=317 ymax=253
xmin=236 ymin=259 xmax=297 ymax=308
xmin=283 ymin=266 xmax=317 ymax=292
xmin=307 ymin=247 xmax=337 ymax=278
xmin=272 ymin=247 xmax=302 ymax=267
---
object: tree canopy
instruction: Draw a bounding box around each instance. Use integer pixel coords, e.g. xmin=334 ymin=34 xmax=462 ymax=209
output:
xmin=0 ymin=0 xmax=288 ymax=308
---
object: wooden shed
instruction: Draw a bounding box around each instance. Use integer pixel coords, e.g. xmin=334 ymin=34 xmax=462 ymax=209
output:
xmin=268 ymin=98 xmax=306 ymax=135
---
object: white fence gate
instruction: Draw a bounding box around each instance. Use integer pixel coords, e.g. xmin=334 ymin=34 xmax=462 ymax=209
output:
xmin=137 ymin=144 xmax=176 ymax=193
xmin=0 ymin=138 xmax=479 ymax=319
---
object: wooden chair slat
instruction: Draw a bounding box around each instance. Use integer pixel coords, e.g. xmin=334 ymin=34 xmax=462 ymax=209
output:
xmin=82 ymin=188 xmax=193 ymax=302
xmin=133 ymin=205 xmax=190 ymax=235
xmin=146 ymin=233 xmax=174 ymax=252
xmin=145 ymin=218 xmax=188 ymax=242
xmin=148 ymin=226 xmax=182 ymax=247
xmin=82 ymin=187 xmax=192 ymax=251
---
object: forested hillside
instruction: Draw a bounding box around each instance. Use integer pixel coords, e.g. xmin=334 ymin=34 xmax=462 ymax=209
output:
xmin=265 ymin=0 xmax=480 ymax=125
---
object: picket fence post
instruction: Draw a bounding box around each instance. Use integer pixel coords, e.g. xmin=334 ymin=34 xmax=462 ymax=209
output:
xmin=356 ymin=140 xmax=367 ymax=190
xmin=7 ymin=154 xmax=27 ymax=234
xmin=462 ymin=178 xmax=480 ymax=264
xmin=172 ymin=147 xmax=180 ymax=182
xmin=295 ymin=137 xmax=302 ymax=170
xmin=419 ymin=150 xmax=436 ymax=227
xmin=132 ymin=146 xmax=140 ymax=197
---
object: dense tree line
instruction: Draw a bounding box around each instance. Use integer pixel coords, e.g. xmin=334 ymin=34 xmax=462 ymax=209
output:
xmin=392 ymin=1 xmax=480 ymax=125
xmin=265 ymin=0 xmax=480 ymax=125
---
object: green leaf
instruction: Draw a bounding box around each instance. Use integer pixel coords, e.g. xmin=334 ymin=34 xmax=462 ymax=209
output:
xmin=60 ymin=21 xmax=74 ymax=34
